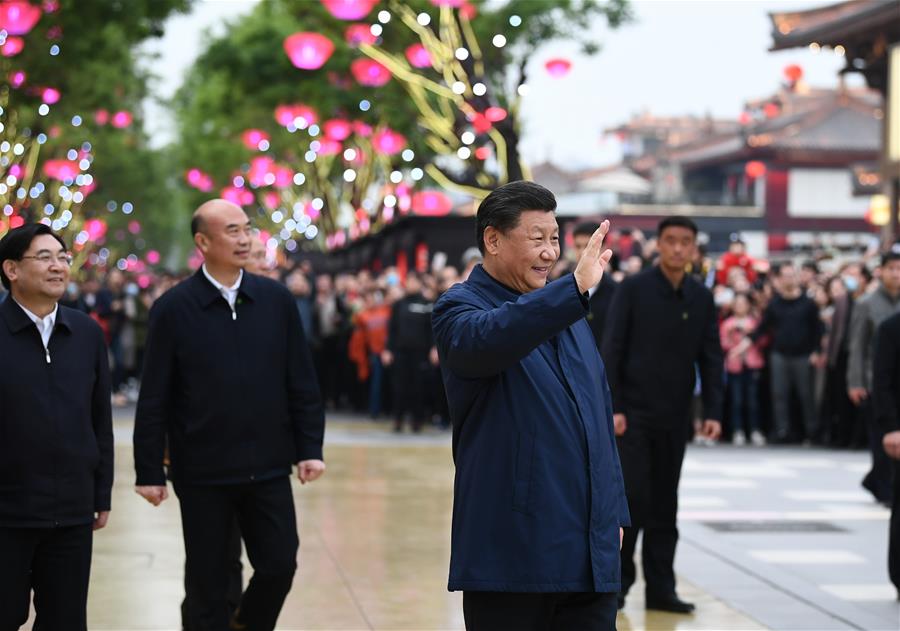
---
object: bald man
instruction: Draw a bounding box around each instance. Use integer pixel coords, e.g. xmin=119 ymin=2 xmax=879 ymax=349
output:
xmin=134 ymin=200 xmax=325 ymax=631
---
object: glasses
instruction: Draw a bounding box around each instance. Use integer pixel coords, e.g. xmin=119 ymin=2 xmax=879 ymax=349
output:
xmin=20 ymin=253 xmax=74 ymax=266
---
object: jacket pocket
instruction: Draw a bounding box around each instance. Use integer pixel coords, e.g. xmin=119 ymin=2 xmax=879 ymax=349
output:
xmin=512 ymin=432 xmax=535 ymax=514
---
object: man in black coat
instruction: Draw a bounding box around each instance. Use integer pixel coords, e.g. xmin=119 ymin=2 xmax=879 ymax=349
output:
xmin=572 ymin=222 xmax=617 ymax=355
xmin=873 ymin=311 xmax=900 ymax=597
xmin=383 ymin=271 xmax=434 ymax=432
xmin=134 ymin=199 xmax=326 ymax=631
xmin=0 ymin=223 xmax=113 ymax=630
xmin=602 ymin=216 xmax=723 ymax=614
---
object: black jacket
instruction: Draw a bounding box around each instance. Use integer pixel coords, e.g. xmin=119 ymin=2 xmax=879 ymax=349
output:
xmin=133 ymin=271 xmax=325 ymax=486
xmin=873 ymin=312 xmax=900 ymax=434
xmin=750 ymin=293 xmax=823 ymax=356
xmin=0 ymin=298 xmax=113 ymax=527
xmin=602 ymin=267 xmax=724 ymax=426
xmin=387 ymin=292 xmax=433 ymax=353
xmin=586 ymin=275 xmax=618 ymax=356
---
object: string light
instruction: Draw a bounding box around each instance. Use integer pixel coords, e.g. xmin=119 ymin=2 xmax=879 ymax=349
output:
xmin=492 ymin=34 xmax=507 ymax=47
xmin=472 ymin=83 xmax=486 ymax=96
xmin=417 ymin=13 xmax=431 ymax=25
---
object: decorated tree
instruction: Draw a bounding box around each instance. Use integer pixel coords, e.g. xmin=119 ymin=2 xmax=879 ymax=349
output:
xmin=174 ymin=0 xmax=630 ymax=255
xmin=0 ymin=0 xmax=191 ymax=272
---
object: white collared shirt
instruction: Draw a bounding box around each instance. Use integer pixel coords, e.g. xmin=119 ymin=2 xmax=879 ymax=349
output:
xmin=202 ymin=264 xmax=243 ymax=310
xmin=14 ymin=299 xmax=57 ymax=350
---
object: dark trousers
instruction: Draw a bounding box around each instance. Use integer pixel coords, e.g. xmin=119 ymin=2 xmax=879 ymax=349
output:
xmin=727 ymin=369 xmax=760 ymax=434
xmin=890 ymin=458 xmax=900 ymax=592
xmin=174 ymin=476 xmax=299 ymax=631
xmin=617 ymin=422 xmax=687 ymax=599
xmin=861 ymin=398 xmax=894 ymax=503
xmin=182 ymin=517 xmax=243 ymax=630
xmin=392 ymin=349 xmax=430 ymax=428
xmin=314 ymin=335 xmax=340 ymax=408
xmin=769 ymin=351 xmax=818 ymax=440
xmin=463 ymin=591 xmax=617 ymax=631
xmin=0 ymin=524 xmax=93 ymax=631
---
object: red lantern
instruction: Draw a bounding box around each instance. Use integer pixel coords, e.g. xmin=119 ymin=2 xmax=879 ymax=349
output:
xmin=323 ymin=118 xmax=353 ymax=141
xmin=41 ymin=87 xmax=60 ymax=104
xmin=471 ymin=113 xmax=492 ymax=134
xmin=783 ymin=64 xmax=803 ymax=83
xmin=284 ymin=32 xmax=334 ymax=70
xmin=9 ymin=215 xmax=24 ymax=229
xmin=1 ymin=36 xmax=24 ymax=56
xmin=94 ymin=109 xmax=109 ymax=125
xmin=459 ymin=2 xmax=477 ymax=19
xmin=474 ymin=146 xmax=490 ymax=160
xmin=321 ymin=0 xmax=377 ymax=20
xmin=0 ymin=1 xmax=42 ymax=35
xmin=317 ymin=139 xmax=343 ymax=155
xmin=241 ymin=129 xmax=269 ymax=150
xmin=146 ymin=250 xmax=161 ymax=265
xmin=222 ymin=186 xmax=254 ymax=207
xmin=111 ymin=110 xmax=133 ymax=128
xmin=412 ymin=191 xmax=453 ymax=216
xmin=763 ymin=102 xmax=780 ymax=119
xmin=42 ymin=159 xmax=79 ymax=181
xmin=351 ymin=59 xmax=391 ymax=87
xmin=738 ymin=111 xmax=752 ymax=125
xmin=405 ymin=43 xmax=432 ymax=68
xmin=248 ymin=156 xmax=275 ymax=187
xmin=544 ymin=58 xmax=572 ymax=78
xmin=372 ymin=129 xmax=406 ymax=155
xmin=345 ymin=23 xmax=377 ymax=47
xmin=84 ymin=219 xmax=107 ymax=241
xmin=484 ymin=107 xmax=507 ymax=122
xmin=273 ymin=166 xmax=293 ymax=189
xmin=745 ymin=161 xmax=766 ymax=179
xmin=353 ymin=120 xmax=373 ymax=137
xmin=186 ymin=168 xmax=214 ymax=192
xmin=9 ymin=70 xmax=25 ymax=88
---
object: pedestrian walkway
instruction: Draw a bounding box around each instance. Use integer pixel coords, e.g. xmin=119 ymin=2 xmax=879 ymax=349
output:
xmin=22 ymin=412 xmax=896 ymax=630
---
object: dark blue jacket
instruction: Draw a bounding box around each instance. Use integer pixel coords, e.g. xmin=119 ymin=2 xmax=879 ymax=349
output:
xmin=0 ymin=298 xmax=113 ymax=527
xmin=432 ymin=265 xmax=629 ymax=593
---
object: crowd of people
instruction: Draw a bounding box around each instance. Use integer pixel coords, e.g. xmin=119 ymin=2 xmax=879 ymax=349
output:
xmin=4 ymin=222 xmax=894 ymax=455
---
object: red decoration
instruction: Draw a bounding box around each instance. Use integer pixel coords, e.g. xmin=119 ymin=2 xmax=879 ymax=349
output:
xmin=321 ymin=0 xmax=377 ymax=20
xmin=763 ymin=102 xmax=780 ymax=118
xmin=42 ymin=159 xmax=79 ymax=181
xmin=222 ymin=186 xmax=254 ymax=207
xmin=241 ymin=129 xmax=269 ymax=150
xmin=1 ymin=36 xmax=24 ymax=56
xmin=274 ymin=103 xmax=318 ymax=128
xmin=345 ymin=23 xmax=377 ymax=47
xmin=84 ymin=218 xmax=107 ymax=241
xmin=372 ymin=128 xmax=406 ymax=155
xmin=405 ymin=43 xmax=432 ymax=68
xmin=317 ymin=138 xmax=343 ymax=155
xmin=412 ymin=190 xmax=453 ymax=216
xmin=248 ymin=156 xmax=275 ymax=187
xmin=471 ymin=113 xmax=492 ymax=133
xmin=283 ymin=32 xmax=334 ymax=70
xmin=352 ymin=120 xmax=373 ymax=137
xmin=351 ymin=58 xmax=391 ymax=87
xmin=111 ymin=110 xmax=133 ymax=128
xmin=415 ymin=242 xmax=429 ymax=273
xmin=185 ymin=168 xmax=214 ymax=192
xmin=744 ymin=161 xmax=766 ymax=179
xmin=9 ymin=215 xmax=24 ymax=229
xmin=146 ymin=250 xmax=161 ymax=265
xmin=484 ymin=107 xmax=507 ymax=122
xmin=0 ymin=1 xmax=42 ymax=35
xmin=783 ymin=64 xmax=803 ymax=83
xmin=8 ymin=70 xmax=25 ymax=88
xmin=40 ymin=87 xmax=59 ymax=104
xmin=94 ymin=109 xmax=109 ymax=125
xmin=738 ymin=111 xmax=752 ymax=125
xmin=323 ymin=118 xmax=353 ymax=141
xmin=544 ymin=58 xmax=572 ymax=78
xmin=430 ymin=0 xmax=464 ymax=6
xmin=474 ymin=146 xmax=490 ymax=160
xmin=273 ymin=166 xmax=293 ymax=188
xmin=459 ymin=2 xmax=477 ymax=19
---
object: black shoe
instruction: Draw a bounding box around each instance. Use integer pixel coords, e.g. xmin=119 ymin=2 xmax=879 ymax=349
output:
xmin=617 ymin=593 xmax=625 ymax=610
xmin=645 ymin=595 xmax=695 ymax=614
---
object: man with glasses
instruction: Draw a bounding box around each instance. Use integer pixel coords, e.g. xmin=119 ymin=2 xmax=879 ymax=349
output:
xmin=0 ymin=223 xmax=114 ymax=630
xmin=134 ymin=199 xmax=325 ymax=630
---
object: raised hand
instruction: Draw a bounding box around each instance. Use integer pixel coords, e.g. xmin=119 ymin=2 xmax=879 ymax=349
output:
xmin=573 ymin=220 xmax=613 ymax=294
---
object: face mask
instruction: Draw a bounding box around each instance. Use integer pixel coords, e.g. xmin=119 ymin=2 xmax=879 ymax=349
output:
xmin=842 ymin=276 xmax=859 ymax=292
